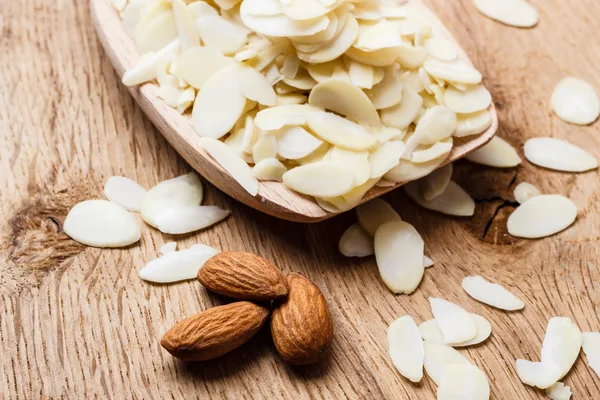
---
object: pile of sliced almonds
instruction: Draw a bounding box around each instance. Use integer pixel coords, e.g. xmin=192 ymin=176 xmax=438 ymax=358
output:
xmin=116 ymin=0 xmax=495 ymax=210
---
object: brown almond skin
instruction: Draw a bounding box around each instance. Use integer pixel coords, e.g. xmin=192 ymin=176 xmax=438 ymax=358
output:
xmin=161 ymin=301 xmax=269 ymax=361
xmin=198 ymin=252 xmax=288 ymax=301
xmin=270 ymin=273 xmax=333 ymax=365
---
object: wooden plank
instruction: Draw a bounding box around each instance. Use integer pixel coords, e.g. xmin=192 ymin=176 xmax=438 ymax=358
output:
xmin=0 ymin=0 xmax=599 ymax=398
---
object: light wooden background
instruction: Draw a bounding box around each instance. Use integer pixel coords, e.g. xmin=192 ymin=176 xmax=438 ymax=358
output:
xmin=1 ymin=0 xmax=599 ymax=398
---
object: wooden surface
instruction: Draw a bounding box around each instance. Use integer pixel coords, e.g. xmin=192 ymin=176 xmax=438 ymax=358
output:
xmin=90 ymin=0 xmax=497 ymax=223
xmin=1 ymin=0 xmax=599 ymax=398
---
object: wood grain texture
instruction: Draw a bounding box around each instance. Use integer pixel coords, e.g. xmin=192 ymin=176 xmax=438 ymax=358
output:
xmin=1 ymin=0 xmax=599 ymax=399
xmin=90 ymin=0 xmax=497 ymax=223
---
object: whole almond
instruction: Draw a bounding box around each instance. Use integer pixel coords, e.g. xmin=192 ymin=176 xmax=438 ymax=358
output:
xmin=161 ymin=301 xmax=269 ymax=361
xmin=270 ymin=273 xmax=333 ymax=365
xmin=198 ymin=252 xmax=288 ymax=301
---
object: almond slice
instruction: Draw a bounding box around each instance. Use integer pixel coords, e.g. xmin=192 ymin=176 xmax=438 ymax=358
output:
xmin=420 ymin=313 xmax=491 ymax=347
xmin=192 ymin=64 xmax=246 ymax=139
xmin=515 ymin=360 xmax=562 ymax=389
xmin=282 ymin=161 xmax=356 ymax=197
xmin=252 ymin=158 xmax=287 ymax=181
xmin=384 ymin=154 xmax=446 ymax=183
xmin=582 ymin=332 xmax=600 ymax=378
xmin=462 ymin=276 xmax=525 ymax=311
xmin=437 ymin=364 xmax=490 ymax=400
xmin=381 ymin=85 xmax=424 ymax=129
xmin=339 ymin=223 xmax=374 ymax=257
xmin=345 ymin=46 xmax=399 ymax=67
xmin=423 ymin=256 xmax=434 ymax=268
xmin=412 ymin=105 xmax=457 ymax=145
xmin=140 ymin=243 xmax=219 ymax=283
xmin=374 ymin=221 xmax=424 ymax=294
xmin=429 ymin=297 xmax=477 ymax=344
xmin=356 ymin=198 xmax=401 ymax=236
xmin=422 ymin=163 xmax=452 ymax=200
xmin=348 ymin=61 xmax=374 ymax=89
xmin=388 ymin=316 xmax=424 ymax=383
xmin=308 ymin=79 xmax=381 ymax=128
xmin=424 ymin=59 xmax=482 ymax=85
xmin=159 ymin=242 xmax=177 ymax=255
xmin=172 ymin=0 xmax=199 ymax=50
xmin=454 ymin=110 xmax=493 ymax=137
xmin=330 ymin=147 xmax=370 ymax=186
xmin=405 ymin=180 xmax=475 ymax=217
xmin=104 ymin=176 xmax=147 ymax=212
xmin=545 ymin=382 xmax=573 ymax=400
xmin=188 ymin=1 xmax=219 ymax=18
xmin=513 ymin=182 xmax=541 ymax=204
xmin=276 ymin=125 xmax=324 ymax=159
xmin=507 ymin=195 xmax=577 ymax=238
xmin=201 ymin=138 xmax=260 ymax=196
xmin=122 ymin=39 xmax=181 ymax=86
xmin=252 ymin=134 xmax=278 ymax=163
xmin=298 ymin=15 xmax=359 ymax=64
xmin=254 ymin=104 xmax=320 ymax=130
xmin=474 ymin=0 xmax=539 ymax=28
xmin=355 ymin=20 xmax=403 ymax=51
xmin=306 ymin=110 xmax=377 ymax=151
xmin=156 ymin=205 xmax=230 ymax=234
xmin=444 ymin=85 xmax=492 ymax=114
xmin=134 ymin=3 xmax=178 ymax=54
xmin=541 ymin=317 xmax=583 ymax=380
xmin=411 ymin=138 xmax=453 ymax=163
xmin=237 ymin=65 xmax=276 ymax=106
xmin=551 ymin=77 xmax=600 ymax=125
xmin=64 ymin=200 xmax=141 ymax=248
xmin=423 ymin=342 xmax=472 ymax=386
xmin=524 ymin=137 xmax=598 ymax=172
xmin=424 ymin=37 xmax=457 ymax=61
xmin=465 ymin=136 xmax=521 ymax=168
xmin=177 ymin=46 xmax=234 ymax=89
xmin=240 ymin=3 xmax=330 ymax=37
xmin=368 ymin=141 xmax=405 ymax=179
xmin=140 ymin=173 xmax=204 ymax=228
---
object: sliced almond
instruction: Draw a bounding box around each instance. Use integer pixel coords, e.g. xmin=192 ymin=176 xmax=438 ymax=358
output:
xmin=429 ymin=297 xmax=477 ymax=344
xmin=275 ymin=125 xmax=324 ymax=160
xmin=188 ymin=1 xmax=219 ymax=18
xmin=541 ymin=317 xmax=583 ymax=380
xmin=214 ymin=0 xmax=243 ymax=11
xmin=423 ymin=342 xmax=472 ymax=386
xmin=582 ymin=332 xmax=600 ymax=378
xmin=140 ymin=173 xmax=203 ymax=228
xmin=252 ymin=134 xmax=278 ymax=163
xmin=411 ymin=105 xmax=457 ymax=145
xmin=177 ymin=46 xmax=234 ymax=89
xmin=196 ymin=15 xmax=247 ymax=54
xmin=159 ymin=242 xmax=177 ymax=255
xmin=237 ymin=65 xmax=276 ymax=106
xmin=545 ymin=382 xmax=573 ymax=400
xmin=306 ymin=111 xmax=377 ymax=151
xmin=551 ymin=77 xmax=600 ymax=125
xmin=297 ymin=14 xmax=359 ymax=64
xmin=513 ymin=182 xmax=541 ymax=204
xmin=122 ymin=39 xmax=181 ymax=86
xmin=507 ymin=195 xmax=577 ymax=238
xmin=368 ymin=141 xmax=405 ymax=179
xmin=172 ymin=0 xmax=199 ymax=50
xmin=330 ymin=147 xmax=370 ymax=186
xmin=282 ymin=162 xmax=356 ymax=197
xmin=405 ymin=180 xmax=475 ymax=217
xmin=356 ymin=198 xmax=401 ymax=236
xmin=437 ymin=364 xmax=490 ymax=400
xmin=374 ymin=221 xmax=424 ymax=294
xmin=280 ymin=0 xmax=335 ymax=20
xmin=134 ymin=3 xmax=178 ymax=54
xmin=345 ymin=46 xmax=399 ymax=67
xmin=474 ymin=0 xmax=539 ymax=28
xmin=380 ymin=85 xmax=424 ymax=129
xmin=139 ymin=244 xmax=219 ymax=283
xmin=422 ymin=163 xmax=452 ymax=201
xmin=308 ymin=79 xmax=381 ymax=128
xmin=192 ymin=64 xmax=246 ymax=139
xmin=64 ymin=200 xmax=141 ymax=248
xmin=156 ymin=205 xmax=230 ymax=234
xmin=355 ymin=20 xmax=403 ymax=51
xmin=348 ymin=61 xmax=374 ymax=89
xmin=444 ymin=85 xmax=492 ymax=114
xmin=339 ymin=223 xmax=374 ymax=257
xmin=454 ymin=110 xmax=493 ymax=137
xmin=282 ymin=69 xmax=318 ymax=90
xmin=465 ymin=137 xmax=522 ymax=168
xmin=104 ymin=176 xmax=147 ymax=212
xmin=366 ymin=66 xmax=403 ymax=109
xmin=388 ymin=316 xmax=424 ymax=383
xmin=516 ymin=360 xmax=562 ymax=389
xmin=397 ymin=43 xmax=428 ymax=69
xmin=252 ymin=158 xmax=287 ymax=181
xmin=411 ymin=138 xmax=453 ymax=163
xmin=423 ymin=256 xmax=434 ymax=268
xmin=462 ymin=276 xmax=525 ymax=311
xmin=424 ymin=37 xmax=457 ymax=61
xmin=254 ymin=104 xmax=320 ymax=131
xmin=240 ymin=2 xmax=329 ymax=37
xmin=424 ymin=59 xmax=482 ymax=85
xmin=384 ymin=155 xmax=446 ymax=183
xmin=201 ymin=138 xmax=260 ymax=196
xmin=420 ymin=313 xmax=491 ymax=347
xmin=524 ymin=137 xmax=598 ymax=172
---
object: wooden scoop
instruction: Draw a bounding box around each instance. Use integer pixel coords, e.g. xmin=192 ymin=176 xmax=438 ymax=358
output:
xmin=90 ymin=0 xmax=497 ymax=223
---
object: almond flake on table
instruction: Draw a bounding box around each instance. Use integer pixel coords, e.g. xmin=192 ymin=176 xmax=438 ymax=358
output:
xmin=473 ymin=0 xmax=539 ymax=28
xmin=541 ymin=317 xmax=582 ymax=380
xmin=387 ymin=316 xmax=424 ymax=382
xmin=515 ymin=360 xmax=562 ymax=389
xmin=338 ymin=223 xmax=374 ymax=257
xmin=64 ymin=200 xmax=142 ymax=248
xmin=524 ymin=137 xmax=598 ymax=172
xmin=419 ymin=313 xmax=491 ymax=347
xmin=159 ymin=242 xmax=177 ymax=255
xmin=545 ymin=382 xmax=572 ymax=400
xmin=551 ymin=77 xmax=600 ymax=125
xmin=405 ymin=180 xmax=475 ymax=217
xmin=461 ymin=276 xmax=524 ymax=311
xmin=140 ymin=173 xmax=204 ymax=228
xmin=507 ymin=195 xmax=577 ymax=239
xmin=513 ymin=182 xmax=541 ymax=204
xmin=437 ymin=363 xmax=490 ymax=400
xmin=429 ymin=298 xmax=477 ymax=344
xmin=582 ymin=332 xmax=600 ymax=377
xmin=139 ymin=244 xmax=220 ymax=283
xmin=423 ymin=341 xmax=472 ymax=386
xmin=156 ymin=205 xmax=230 ymax=234
xmin=104 ymin=176 xmax=147 ymax=212
xmin=356 ymin=198 xmax=401 ymax=236
xmin=465 ymin=136 xmax=521 ymax=168
xmin=374 ymin=221 xmax=424 ymax=294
